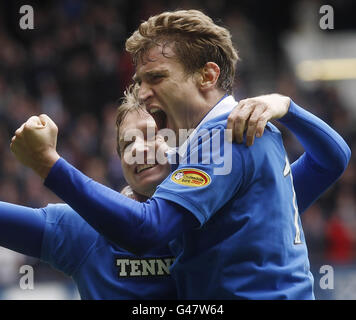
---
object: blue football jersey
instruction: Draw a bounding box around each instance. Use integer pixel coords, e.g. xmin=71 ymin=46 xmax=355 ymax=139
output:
xmin=40 ymin=203 xmax=176 ymax=300
xmin=154 ymin=95 xmax=314 ymax=299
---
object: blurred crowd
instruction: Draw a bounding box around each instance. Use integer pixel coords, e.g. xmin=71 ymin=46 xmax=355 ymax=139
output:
xmin=0 ymin=0 xmax=355 ymax=297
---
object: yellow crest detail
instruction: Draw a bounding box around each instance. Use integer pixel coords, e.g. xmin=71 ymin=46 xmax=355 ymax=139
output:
xmin=171 ymin=168 xmax=211 ymax=187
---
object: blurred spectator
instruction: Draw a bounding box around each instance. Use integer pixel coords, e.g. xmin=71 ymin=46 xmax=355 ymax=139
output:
xmin=325 ymin=186 xmax=356 ymax=264
xmin=301 ymin=203 xmax=327 ymax=265
xmin=0 ymin=247 xmax=26 ymax=293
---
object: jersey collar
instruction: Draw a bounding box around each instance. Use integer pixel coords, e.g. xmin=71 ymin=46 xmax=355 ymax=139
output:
xmin=166 ymin=94 xmax=237 ymax=163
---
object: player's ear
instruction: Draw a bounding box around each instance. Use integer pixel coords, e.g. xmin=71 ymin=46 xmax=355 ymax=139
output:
xmin=199 ymin=62 xmax=220 ymax=91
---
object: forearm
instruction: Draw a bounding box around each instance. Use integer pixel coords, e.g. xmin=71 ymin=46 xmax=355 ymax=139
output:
xmin=279 ymin=100 xmax=350 ymax=171
xmin=44 ymin=158 xmax=197 ymax=255
xmin=279 ymin=100 xmax=351 ymax=213
xmin=0 ymin=202 xmax=45 ymax=258
xmin=290 ymin=153 xmax=341 ymax=213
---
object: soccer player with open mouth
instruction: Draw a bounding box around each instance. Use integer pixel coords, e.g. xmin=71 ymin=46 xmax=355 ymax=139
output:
xmin=10 ymin=10 xmax=351 ymax=299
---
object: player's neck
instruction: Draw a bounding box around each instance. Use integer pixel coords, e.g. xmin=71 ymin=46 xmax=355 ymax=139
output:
xmin=133 ymin=190 xmax=150 ymax=202
xmin=192 ymin=90 xmax=227 ymax=128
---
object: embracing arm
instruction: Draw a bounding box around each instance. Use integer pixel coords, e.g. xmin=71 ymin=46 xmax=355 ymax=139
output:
xmin=227 ymin=94 xmax=351 ymax=213
xmin=0 ymin=202 xmax=45 ymax=258
xmin=278 ymin=100 xmax=351 ymax=213
xmin=9 ymin=115 xmax=197 ymax=255
xmin=227 ymin=94 xmax=351 ymax=214
xmin=44 ymin=159 xmax=197 ymax=255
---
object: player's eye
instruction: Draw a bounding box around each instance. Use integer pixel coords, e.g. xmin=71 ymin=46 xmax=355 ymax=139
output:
xmin=121 ymin=139 xmax=134 ymax=153
xmin=149 ymin=74 xmax=164 ymax=84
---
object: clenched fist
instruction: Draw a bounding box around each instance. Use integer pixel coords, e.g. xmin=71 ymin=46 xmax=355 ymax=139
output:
xmin=10 ymin=114 xmax=60 ymax=179
xmin=227 ymin=94 xmax=291 ymax=146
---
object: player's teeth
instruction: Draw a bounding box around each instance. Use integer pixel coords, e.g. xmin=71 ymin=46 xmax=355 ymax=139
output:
xmin=150 ymin=108 xmax=160 ymax=114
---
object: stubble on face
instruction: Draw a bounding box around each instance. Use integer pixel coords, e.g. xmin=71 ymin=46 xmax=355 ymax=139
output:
xmin=135 ymin=44 xmax=208 ymax=145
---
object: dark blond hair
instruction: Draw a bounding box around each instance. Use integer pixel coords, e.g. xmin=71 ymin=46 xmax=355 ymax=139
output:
xmin=126 ymin=9 xmax=239 ymax=93
xmin=115 ymin=83 xmax=146 ymax=157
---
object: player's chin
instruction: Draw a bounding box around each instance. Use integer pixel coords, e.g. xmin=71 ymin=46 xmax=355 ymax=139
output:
xmin=136 ymin=169 xmax=167 ymax=192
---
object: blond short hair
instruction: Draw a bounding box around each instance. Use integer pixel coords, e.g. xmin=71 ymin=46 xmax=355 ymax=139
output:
xmin=115 ymin=83 xmax=146 ymax=157
xmin=126 ymin=9 xmax=239 ymax=93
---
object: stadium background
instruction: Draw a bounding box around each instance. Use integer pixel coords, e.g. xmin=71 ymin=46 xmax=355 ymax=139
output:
xmin=0 ymin=0 xmax=355 ymax=299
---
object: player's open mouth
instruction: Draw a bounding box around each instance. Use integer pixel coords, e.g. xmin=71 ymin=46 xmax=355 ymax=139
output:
xmin=136 ymin=164 xmax=157 ymax=174
xmin=148 ymin=107 xmax=167 ymax=130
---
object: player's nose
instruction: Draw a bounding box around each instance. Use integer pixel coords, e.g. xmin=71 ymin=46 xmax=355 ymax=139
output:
xmin=138 ymin=82 xmax=153 ymax=102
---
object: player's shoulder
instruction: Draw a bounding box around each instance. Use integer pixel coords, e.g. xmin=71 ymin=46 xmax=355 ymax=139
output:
xmin=200 ymin=112 xmax=230 ymax=131
xmin=42 ymin=203 xmax=100 ymax=252
xmin=199 ymin=112 xmax=281 ymax=147
xmin=265 ymin=122 xmax=282 ymax=134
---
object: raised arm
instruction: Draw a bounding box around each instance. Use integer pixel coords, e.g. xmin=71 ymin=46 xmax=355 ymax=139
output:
xmin=8 ymin=115 xmax=223 ymax=255
xmin=0 ymin=201 xmax=45 ymax=258
xmin=278 ymin=100 xmax=351 ymax=213
xmin=41 ymin=158 xmax=198 ymax=255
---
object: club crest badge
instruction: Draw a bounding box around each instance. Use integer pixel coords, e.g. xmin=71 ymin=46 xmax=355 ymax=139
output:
xmin=171 ymin=168 xmax=211 ymax=187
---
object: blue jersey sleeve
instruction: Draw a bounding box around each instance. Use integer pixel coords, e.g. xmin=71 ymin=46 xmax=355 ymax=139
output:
xmin=41 ymin=204 xmax=99 ymax=276
xmin=154 ymin=120 xmax=244 ymax=226
xmin=0 ymin=201 xmax=45 ymax=258
xmin=279 ymin=100 xmax=351 ymax=213
xmin=44 ymin=161 xmax=198 ymax=255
